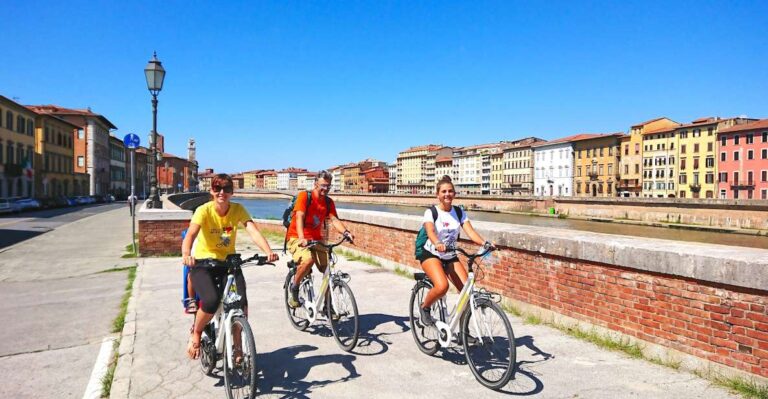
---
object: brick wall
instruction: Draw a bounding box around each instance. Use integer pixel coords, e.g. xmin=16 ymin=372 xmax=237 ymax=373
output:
xmin=138 ymin=219 xmax=188 ymax=256
xmin=256 ymin=214 xmax=768 ymax=379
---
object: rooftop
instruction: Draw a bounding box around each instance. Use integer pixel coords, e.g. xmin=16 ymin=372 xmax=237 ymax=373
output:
xmin=718 ymin=119 xmax=768 ymax=134
xmin=25 ymin=104 xmax=117 ymax=130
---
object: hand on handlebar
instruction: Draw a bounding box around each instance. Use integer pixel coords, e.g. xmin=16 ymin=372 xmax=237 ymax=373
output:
xmin=343 ymin=230 xmax=354 ymax=243
xmin=266 ymin=252 xmax=279 ymax=262
xmin=183 ymin=254 xmax=196 ymax=266
xmin=298 ymin=238 xmax=309 ymax=248
xmin=435 ymin=242 xmax=447 ymax=253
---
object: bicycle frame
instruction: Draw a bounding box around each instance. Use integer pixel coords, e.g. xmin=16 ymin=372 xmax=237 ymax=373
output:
xmin=211 ymin=273 xmax=245 ymax=367
xmin=299 ymin=250 xmax=340 ymax=325
xmin=430 ymin=246 xmax=494 ymax=347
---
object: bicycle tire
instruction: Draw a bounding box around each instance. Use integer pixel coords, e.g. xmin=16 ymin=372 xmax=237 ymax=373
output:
xmin=284 ymin=271 xmax=310 ymax=331
xmin=327 ymin=280 xmax=359 ymax=352
xmin=224 ymin=316 xmax=258 ymax=399
xmin=199 ymin=323 xmax=217 ymax=376
xmin=408 ymin=281 xmax=441 ymax=356
xmin=461 ymin=299 xmax=516 ymax=390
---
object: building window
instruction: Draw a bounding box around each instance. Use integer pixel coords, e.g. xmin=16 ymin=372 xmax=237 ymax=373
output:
xmin=762 ymin=170 xmax=767 ymax=182
xmin=681 ymin=145 xmax=686 ymax=154
xmin=27 ymin=120 xmax=33 ymax=136
xmin=734 ymin=151 xmax=740 ymax=161
xmin=693 ymin=158 xmax=699 ymax=170
xmin=721 ymin=136 xmax=727 ymax=146
xmin=706 ymin=157 xmax=714 ymax=168
xmin=6 ymin=111 xmax=13 ymax=130
xmin=694 ymin=143 xmax=700 ymax=153
xmin=77 ymin=156 xmax=84 ymax=167
xmin=17 ymin=115 xmax=24 ymax=133
xmin=735 ymin=135 xmax=740 ymax=144
xmin=679 ymin=174 xmax=687 ymax=184
xmin=705 ymin=173 xmax=714 ymax=184
xmin=747 ymin=134 xmax=754 ymax=144
xmin=78 ymin=129 xmax=84 ymax=139
xmin=748 ymin=150 xmax=754 ymax=160
xmin=748 ymin=171 xmax=754 ymax=184
xmin=719 ymin=172 xmax=728 ymax=182
xmin=763 ymin=132 xmax=767 ymax=142
xmin=721 ymin=152 xmax=726 ymax=162
xmin=0 ymin=142 xmax=3 ymax=163
xmin=763 ymin=149 xmax=768 ymax=159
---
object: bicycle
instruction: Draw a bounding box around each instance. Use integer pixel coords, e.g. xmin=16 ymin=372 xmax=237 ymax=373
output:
xmin=195 ymin=253 xmax=274 ymax=399
xmin=283 ymin=235 xmax=360 ymax=352
xmin=408 ymin=243 xmax=516 ymax=390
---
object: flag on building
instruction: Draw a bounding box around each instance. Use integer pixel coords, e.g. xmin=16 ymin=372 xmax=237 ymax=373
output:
xmin=22 ymin=157 xmax=34 ymax=180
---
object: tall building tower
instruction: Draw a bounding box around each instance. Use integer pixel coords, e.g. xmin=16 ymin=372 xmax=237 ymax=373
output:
xmin=188 ymin=138 xmax=196 ymax=163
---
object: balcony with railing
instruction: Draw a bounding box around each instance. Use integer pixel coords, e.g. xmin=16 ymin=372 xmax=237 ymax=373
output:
xmin=587 ymin=171 xmax=599 ymax=180
xmin=731 ymin=180 xmax=755 ymax=189
xmin=689 ymin=183 xmax=701 ymax=192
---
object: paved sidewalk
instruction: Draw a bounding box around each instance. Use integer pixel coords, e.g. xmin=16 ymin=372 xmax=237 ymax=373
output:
xmin=111 ymin=235 xmax=740 ymax=399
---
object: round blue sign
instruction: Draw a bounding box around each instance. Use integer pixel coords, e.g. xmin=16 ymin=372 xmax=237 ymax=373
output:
xmin=123 ymin=133 xmax=141 ymax=149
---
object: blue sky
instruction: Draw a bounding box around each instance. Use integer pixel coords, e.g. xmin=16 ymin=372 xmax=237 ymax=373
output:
xmin=2 ymin=1 xmax=767 ymax=172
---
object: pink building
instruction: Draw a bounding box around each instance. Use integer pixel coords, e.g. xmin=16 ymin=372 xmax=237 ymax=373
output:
xmin=716 ymin=119 xmax=768 ymax=199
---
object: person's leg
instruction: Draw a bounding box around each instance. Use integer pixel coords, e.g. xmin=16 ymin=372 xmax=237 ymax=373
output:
xmin=187 ymin=267 xmax=222 ymax=359
xmin=288 ymin=238 xmax=315 ymax=307
xmin=445 ymin=258 xmax=468 ymax=293
xmin=419 ymin=257 xmax=449 ymax=326
xmin=232 ymin=269 xmax=248 ymax=365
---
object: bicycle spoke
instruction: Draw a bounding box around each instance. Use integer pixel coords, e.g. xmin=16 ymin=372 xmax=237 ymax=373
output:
xmin=462 ymin=301 xmax=516 ymax=390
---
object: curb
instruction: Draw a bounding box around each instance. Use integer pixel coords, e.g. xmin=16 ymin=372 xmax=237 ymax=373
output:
xmin=109 ymin=259 xmax=144 ymax=399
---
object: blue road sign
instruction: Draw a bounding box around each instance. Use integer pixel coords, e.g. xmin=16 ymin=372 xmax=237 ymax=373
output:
xmin=123 ymin=133 xmax=141 ymax=149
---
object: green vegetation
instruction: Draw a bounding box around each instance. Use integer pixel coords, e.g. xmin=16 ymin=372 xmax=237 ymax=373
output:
xmin=122 ymin=236 xmax=139 ymax=258
xmin=102 ymin=264 xmax=138 ymax=397
xmin=112 ymin=266 xmax=137 ymax=333
xmin=394 ymin=266 xmax=413 ymax=279
xmin=260 ymin=230 xmax=286 ymax=243
xmin=336 ymin=248 xmax=382 ymax=267
xmin=703 ymin=373 xmax=768 ymax=399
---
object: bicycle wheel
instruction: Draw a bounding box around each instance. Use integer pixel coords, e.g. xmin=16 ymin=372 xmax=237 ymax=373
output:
xmin=409 ymin=282 xmax=441 ymax=356
xmin=284 ymin=272 xmax=310 ymax=331
xmin=199 ymin=323 xmax=217 ymax=376
xmin=327 ymin=280 xmax=359 ymax=352
xmin=224 ymin=316 xmax=258 ymax=399
xmin=461 ymin=299 xmax=516 ymax=390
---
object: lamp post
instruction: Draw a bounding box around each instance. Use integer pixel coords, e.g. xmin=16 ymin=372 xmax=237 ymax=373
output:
xmin=144 ymin=51 xmax=166 ymax=208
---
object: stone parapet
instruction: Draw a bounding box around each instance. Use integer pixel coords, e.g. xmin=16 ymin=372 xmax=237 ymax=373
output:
xmin=255 ymin=208 xmax=768 ymax=380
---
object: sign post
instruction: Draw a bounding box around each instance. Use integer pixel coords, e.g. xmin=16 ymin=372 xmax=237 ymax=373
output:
xmin=124 ymin=133 xmax=141 ymax=255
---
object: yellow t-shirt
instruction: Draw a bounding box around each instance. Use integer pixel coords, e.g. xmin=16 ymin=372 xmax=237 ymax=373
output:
xmin=191 ymin=201 xmax=252 ymax=261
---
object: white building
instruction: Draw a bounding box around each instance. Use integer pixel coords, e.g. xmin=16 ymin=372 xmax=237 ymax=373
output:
xmin=453 ymin=143 xmax=503 ymax=195
xmin=330 ymin=166 xmax=344 ymax=192
xmin=276 ymin=167 xmax=306 ymax=190
xmin=296 ymin=172 xmax=316 ymax=190
xmin=533 ymin=136 xmax=576 ymax=197
xmin=387 ymin=163 xmax=397 ymax=193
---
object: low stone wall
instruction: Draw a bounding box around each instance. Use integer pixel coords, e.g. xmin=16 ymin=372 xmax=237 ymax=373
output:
xmin=137 ymin=207 xmax=192 ymax=256
xmin=243 ymin=192 xmax=768 ymax=232
xmin=255 ymin=209 xmax=768 ymax=381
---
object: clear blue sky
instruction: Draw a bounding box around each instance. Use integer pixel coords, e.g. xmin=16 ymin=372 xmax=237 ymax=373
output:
xmin=2 ymin=1 xmax=767 ymax=172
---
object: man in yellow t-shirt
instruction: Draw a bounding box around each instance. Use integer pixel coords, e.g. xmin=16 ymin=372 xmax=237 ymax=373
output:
xmin=181 ymin=174 xmax=278 ymax=360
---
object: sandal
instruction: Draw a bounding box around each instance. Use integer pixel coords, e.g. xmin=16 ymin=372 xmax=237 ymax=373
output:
xmin=233 ymin=348 xmax=244 ymax=368
xmin=187 ymin=334 xmax=201 ymax=360
xmin=184 ymin=298 xmax=198 ymax=314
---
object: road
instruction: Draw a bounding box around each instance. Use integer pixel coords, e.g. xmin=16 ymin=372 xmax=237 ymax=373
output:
xmin=0 ymin=205 xmax=136 ymax=398
xmin=0 ymin=203 xmax=125 ymax=249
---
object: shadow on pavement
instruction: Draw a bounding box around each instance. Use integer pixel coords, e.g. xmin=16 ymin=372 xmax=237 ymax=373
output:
xmin=257 ymin=344 xmax=360 ymax=398
xmin=351 ymin=313 xmax=410 ymax=356
xmin=0 ymin=229 xmax=45 ymax=249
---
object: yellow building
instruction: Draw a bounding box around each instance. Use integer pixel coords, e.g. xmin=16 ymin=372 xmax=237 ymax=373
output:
xmin=33 ymin=113 xmax=79 ymax=197
xmin=264 ymin=171 xmax=278 ymax=190
xmin=396 ymin=144 xmax=451 ymax=194
xmin=490 ymin=150 xmax=504 ymax=195
xmin=0 ymin=95 xmax=38 ymax=198
xmin=572 ymin=133 xmax=624 ymax=197
xmin=675 ymin=117 xmax=754 ymax=199
xmin=619 ymin=117 xmax=678 ymax=197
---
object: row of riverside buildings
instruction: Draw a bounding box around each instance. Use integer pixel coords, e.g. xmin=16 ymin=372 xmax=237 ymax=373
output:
xmin=0 ymin=95 xmax=199 ymax=199
xmin=214 ymin=115 xmax=768 ymax=200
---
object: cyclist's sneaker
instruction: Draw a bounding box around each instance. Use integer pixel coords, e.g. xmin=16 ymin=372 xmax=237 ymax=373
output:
xmin=184 ymin=298 xmax=198 ymax=314
xmin=288 ymin=282 xmax=300 ymax=309
xmin=419 ymin=306 xmax=435 ymax=326
xmin=321 ymin=305 xmax=341 ymax=321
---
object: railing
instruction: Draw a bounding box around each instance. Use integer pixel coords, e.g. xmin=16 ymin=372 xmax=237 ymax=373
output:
xmin=588 ymin=171 xmax=599 ymax=180
xmin=731 ymin=181 xmax=755 ymax=189
xmin=690 ymin=183 xmax=701 ymax=192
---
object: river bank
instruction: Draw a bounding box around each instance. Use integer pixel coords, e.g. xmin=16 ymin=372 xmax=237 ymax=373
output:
xmin=234 ymin=191 xmax=768 ymax=237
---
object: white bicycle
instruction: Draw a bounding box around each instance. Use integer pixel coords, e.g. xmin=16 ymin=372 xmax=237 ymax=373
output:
xmin=409 ymin=244 xmax=516 ymax=390
xmin=196 ymin=253 xmax=273 ymax=399
xmin=283 ymin=235 xmax=360 ymax=352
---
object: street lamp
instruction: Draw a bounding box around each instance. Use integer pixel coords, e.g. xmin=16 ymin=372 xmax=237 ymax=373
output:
xmin=144 ymin=52 xmax=165 ymax=208
xmin=144 ymin=51 xmax=166 ymax=208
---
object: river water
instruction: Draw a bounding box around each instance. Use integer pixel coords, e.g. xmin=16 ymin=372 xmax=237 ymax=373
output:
xmin=238 ymin=198 xmax=768 ymax=249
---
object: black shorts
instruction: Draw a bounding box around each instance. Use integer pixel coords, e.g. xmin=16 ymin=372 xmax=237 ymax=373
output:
xmin=190 ymin=266 xmax=248 ymax=314
xmin=417 ymin=251 xmax=459 ymax=265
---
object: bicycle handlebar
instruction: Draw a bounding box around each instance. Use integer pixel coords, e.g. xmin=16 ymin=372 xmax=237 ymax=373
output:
xmin=194 ymin=253 xmax=275 ymax=268
xmin=446 ymin=242 xmax=496 ymax=260
xmin=305 ymin=234 xmax=352 ymax=250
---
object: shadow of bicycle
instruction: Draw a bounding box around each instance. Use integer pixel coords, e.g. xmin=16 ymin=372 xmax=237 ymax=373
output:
xmin=256 ymin=344 xmax=360 ymax=398
xmin=351 ymin=313 xmax=410 ymax=356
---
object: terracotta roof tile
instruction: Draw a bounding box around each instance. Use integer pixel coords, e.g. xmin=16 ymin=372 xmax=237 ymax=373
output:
xmin=631 ymin=117 xmax=668 ymax=128
xmin=532 ymin=133 xmax=623 ymax=147
xmin=718 ymin=119 xmax=768 ymax=134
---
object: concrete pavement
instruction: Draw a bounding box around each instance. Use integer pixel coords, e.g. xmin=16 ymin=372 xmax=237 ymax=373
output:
xmin=112 ymin=235 xmax=739 ymax=398
xmin=0 ymin=206 xmax=136 ymax=399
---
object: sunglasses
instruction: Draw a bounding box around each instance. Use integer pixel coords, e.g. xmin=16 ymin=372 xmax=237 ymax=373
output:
xmin=212 ymin=185 xmax=234 ymax=194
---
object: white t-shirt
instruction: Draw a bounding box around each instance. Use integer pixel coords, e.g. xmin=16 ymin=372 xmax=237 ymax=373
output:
xmin=423 ymin=206 xmax=468 ymax=259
